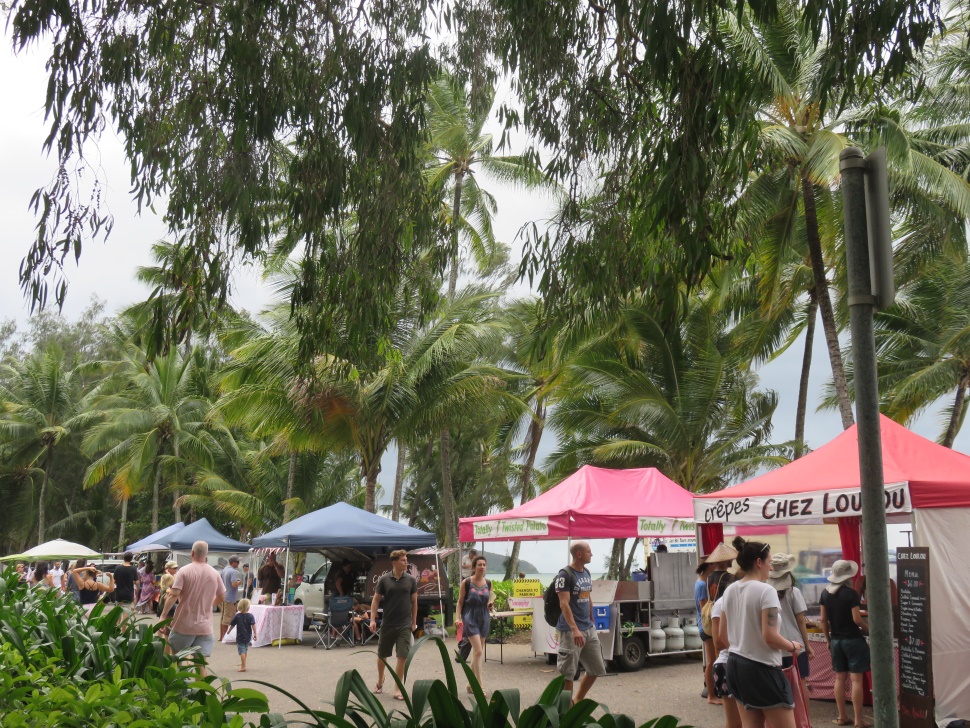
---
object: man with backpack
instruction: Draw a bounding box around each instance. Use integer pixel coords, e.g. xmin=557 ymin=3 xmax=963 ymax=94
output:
xmin=548 ymin=541 xmax=607 ymax=705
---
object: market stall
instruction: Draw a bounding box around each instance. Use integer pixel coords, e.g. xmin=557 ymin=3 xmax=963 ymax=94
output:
xmin=1 ymin=538 xmax=101 ymax=561
xmin=693 ymin=415 xmax=970 ymax=727
xmin=252 ymin=502 xmax=443 ymax=644
xmin=459 ymin=465 xmax=701 ymax=671
xmin=126 ymin=522 xmax=186 ymax=552
xmin=221 ymin=603 xmax=304 ymax=648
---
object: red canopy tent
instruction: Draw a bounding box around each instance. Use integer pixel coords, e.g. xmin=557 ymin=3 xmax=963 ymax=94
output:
xmin=459 ymin=465 xmax=695 ymax=542
xmin=693 ymin=415 xmax=970 ymax=724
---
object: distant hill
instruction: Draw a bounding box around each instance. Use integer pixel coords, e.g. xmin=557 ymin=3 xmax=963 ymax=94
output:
xmin=480 ymin=550 xmax=538 ymax=574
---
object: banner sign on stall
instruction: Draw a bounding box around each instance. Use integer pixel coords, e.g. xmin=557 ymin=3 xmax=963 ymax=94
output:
xmin=897 ymin=546 xmax=934 ymax=728
xmin=694 ymin=482 xmax=912 ymax=524
xmin=636 ymin=517 xmax=694 ymax=537
xmin=472 ymin=517 xmax=549 ymax=539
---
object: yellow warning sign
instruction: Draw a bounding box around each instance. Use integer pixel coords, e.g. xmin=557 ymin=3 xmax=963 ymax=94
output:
xmin=511 ymin=579 xmax=543 ymax=627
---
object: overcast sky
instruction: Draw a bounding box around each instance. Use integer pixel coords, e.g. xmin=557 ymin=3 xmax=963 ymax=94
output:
xmin=2 ymin=31 xmax=960 ymax=571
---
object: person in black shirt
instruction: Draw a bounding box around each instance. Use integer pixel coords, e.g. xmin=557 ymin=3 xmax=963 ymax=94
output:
xmin=113 ymin=551 xmax=140 ymax=612
xmin=819 ymin=560 xmax=869 ymax=728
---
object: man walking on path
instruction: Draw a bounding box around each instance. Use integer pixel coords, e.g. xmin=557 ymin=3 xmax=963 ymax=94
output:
xmin=556 ymin=541 xmax=607 ymax=706
xmin=220 ymin=555 xmax=242 ymax=640
xmin=370 ymin=549 xmax=418 ymax=700
xmin=820 ymin=560 xmax=870 ymax=728
xmin=113 ymin=551 xmax=139 ymax=613
xmin=162 ymin=540 xmax=226 ymax=676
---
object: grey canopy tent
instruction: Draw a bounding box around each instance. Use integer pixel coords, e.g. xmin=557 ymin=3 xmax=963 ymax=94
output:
xmin=165 ymin=518 xmax=250 ymax=552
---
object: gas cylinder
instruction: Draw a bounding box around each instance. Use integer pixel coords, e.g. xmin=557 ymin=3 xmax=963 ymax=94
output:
xmin=683 ymin=616 xmax=702 ymax=650
xmin=664 ymin=615 xmax=685 ymax=651
xmin=649 ymin=618 xmax=667 ymax=653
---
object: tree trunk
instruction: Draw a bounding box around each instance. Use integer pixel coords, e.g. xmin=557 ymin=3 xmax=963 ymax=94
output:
xmin=363 ymin=456 xmax=379 ymax=514
xmin=794 ymin=288 xmax=819 ymax=458
xmin=622 ymin=538 xmax=639 ymax=579
xmin=439 ymin=429 xmax=460 ymax=584
xmin=391 ymin=443 xmax=406 ymax=522
xmin=802 ymin=174 xmax=854 ymax=429
xmin=607 ymin=539 xmax=623 ymax=580
xmin=38 ymin=447 xmax=53 ymax=542
xmin=173 ymin=438 xmax=182 ymax=521
xmin=447 ymin=170 xmax=466 ymax=300
xmin=151 ymin=458 xmax=163 ymax=533
xmin=118 ymin=496 xmax=128 ymax=551
xmin=504 ymin=403 xmax=545 ymax=580
xmin=284 ymin=450 xmax=298 ymax=521
xmin=942 ymin=374 xmax=968 ymax=448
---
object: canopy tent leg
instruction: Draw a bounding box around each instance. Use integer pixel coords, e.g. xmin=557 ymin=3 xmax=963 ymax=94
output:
xmin=434 ymin=546 xmax=445 ymax=631
xmin=279 ymin=543 xmax=289 ymax=649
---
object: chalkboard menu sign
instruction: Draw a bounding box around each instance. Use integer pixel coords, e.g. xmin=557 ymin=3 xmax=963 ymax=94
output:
xmin=897 ymin=546 xmax=934 ymax=728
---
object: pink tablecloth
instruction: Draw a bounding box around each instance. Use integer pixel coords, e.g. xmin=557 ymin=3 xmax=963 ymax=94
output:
xmin=221 ymin=604 xmax=304 ymax=648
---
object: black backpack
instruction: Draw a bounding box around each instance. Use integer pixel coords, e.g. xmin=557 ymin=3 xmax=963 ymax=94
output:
xmin=543 ymin=568 xmax=575 ymax=627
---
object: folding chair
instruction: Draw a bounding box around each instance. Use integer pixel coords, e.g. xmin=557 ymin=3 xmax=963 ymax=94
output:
xmin=310 ymin=611 xmax=329 ymax=648
xmin=360 ymin=610 xmax=380 ymax=645
xmin=321 ymin=595 xmax=355 ymax=649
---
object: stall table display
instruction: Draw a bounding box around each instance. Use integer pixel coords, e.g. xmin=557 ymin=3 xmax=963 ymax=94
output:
xmin=483 ymin=610 xmax=534 ymax=665
xmin=804 ymin=633 xmax=900 ymax=706
xmin=222 ymin=604 xmax=304 ymax=648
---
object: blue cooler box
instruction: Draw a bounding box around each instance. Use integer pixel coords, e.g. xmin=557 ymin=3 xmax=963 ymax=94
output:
xmin=593 ymin=605 xmax=610 ymax=631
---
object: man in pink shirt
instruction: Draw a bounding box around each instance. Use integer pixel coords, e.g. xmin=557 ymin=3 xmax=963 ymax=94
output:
xmin=161 ymin=540 xmax=226 ymax=675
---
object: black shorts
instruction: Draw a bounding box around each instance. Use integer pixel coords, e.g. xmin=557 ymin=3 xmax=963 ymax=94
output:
xmin=726 ymin=653 xmax=793 ymax=710
xmin=781 ymin=651 xmax=810 ymax=679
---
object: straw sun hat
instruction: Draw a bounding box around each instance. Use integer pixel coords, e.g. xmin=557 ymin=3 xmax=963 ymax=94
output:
xmin=704 ymin=542 xmax=738 ymax=565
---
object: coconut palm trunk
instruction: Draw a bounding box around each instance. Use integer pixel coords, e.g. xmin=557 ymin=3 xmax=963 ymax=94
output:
xmin=447 ymin=170 xmax=465 ymax=299
xmin=794 ymin=288 xmax=819 ymax=458
xmin=173 ymin=438 xmax=182 ymax=521
xmin=151 ymin=459 xmax=163 ymax=532
xmin=942 ymin=374 xmax=969 ymax=448
xmin=504 ymin=404 xmax=545 ymax=580
xmin=118 ymin=496 xmax=128 ymax=550
xmin=363 ymin=457 xmax=379 ymax=514
xmin=802 ymin=174 xmax=854 ymax=429
xmin=38 ymin=447 xmax=53 ymax=542
xmin=391 ymin=443 xmax=406 ymax=521
xmin=284 ymin=450 xmax=298 ymax=521
xmin=623 ymin=538 xmax=639 ymax=579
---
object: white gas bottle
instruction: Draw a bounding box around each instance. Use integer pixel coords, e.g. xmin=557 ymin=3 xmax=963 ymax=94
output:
xmin=683 ymin=616 xmax=702 ymax=650
xmin=664 ymin=616 xmax=685 ymax=651
xmin=649 ymin=618 xmax=667 ymax=653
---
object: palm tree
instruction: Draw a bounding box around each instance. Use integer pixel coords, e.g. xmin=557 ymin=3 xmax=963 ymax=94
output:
xmin=497 ymin=298 xmax=572 ymax=579
xmin=724 ymin=1 xmax=970 ymax=434
xmin=0 ymin=345 xmax=89 ymax=543
xmin=550 ymin=296 xmax=793 ymax=493
xmin=827 ymin=263 xmax=970 ymax=447
xmin=81 ymin=341 xmax=228 ymax=544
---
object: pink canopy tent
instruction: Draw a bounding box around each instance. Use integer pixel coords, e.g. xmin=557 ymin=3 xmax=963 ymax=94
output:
xmin=459 ymin=465 xmax=695 ymax=542
xmin=693 ymin=415 xmax=970 ymax=724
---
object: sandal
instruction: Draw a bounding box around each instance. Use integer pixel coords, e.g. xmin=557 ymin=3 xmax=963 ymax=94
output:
xmin=832 ymin=720 xmax=851 ymax=726
xmin=373 ymin=683 xmax=383 ymax=695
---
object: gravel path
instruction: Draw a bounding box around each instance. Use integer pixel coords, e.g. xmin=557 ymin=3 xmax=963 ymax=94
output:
xmin=197 ymin=618 xmax=861 ymax=727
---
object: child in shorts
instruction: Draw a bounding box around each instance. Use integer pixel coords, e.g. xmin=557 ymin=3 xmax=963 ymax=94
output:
xmin=229 ymin=598 xmax=257 ymax=671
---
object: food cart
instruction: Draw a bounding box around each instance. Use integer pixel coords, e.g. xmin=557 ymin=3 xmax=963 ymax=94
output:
xmin=459 ymin=465 xmax=703 ymax=672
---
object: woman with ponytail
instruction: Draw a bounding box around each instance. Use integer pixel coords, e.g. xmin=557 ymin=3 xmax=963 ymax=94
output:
xmin=720 ymin=537 xmax=802 ymax=728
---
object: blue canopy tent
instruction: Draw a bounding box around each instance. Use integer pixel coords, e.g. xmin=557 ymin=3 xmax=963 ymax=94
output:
xmin=252 ymin=502 xmax=438 ymax=646
xmin=252 ymin=502 xmax=436 ymax=551
xmin=166 ymin=518 xmax=250 ymax=553
xmin=127 ymin=522 xmax=185 ymax=552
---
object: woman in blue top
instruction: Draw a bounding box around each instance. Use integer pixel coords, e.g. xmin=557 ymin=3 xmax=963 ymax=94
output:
xmin=455 ymin=555 xmax=495 ymax=694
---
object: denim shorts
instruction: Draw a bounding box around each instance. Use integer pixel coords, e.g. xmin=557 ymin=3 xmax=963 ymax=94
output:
xmin=237 ymin=643 xmax=249 ymax=655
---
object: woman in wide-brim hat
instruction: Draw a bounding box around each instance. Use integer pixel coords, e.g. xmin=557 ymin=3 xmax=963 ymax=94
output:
xmin=768 ymin=553 xmax=812 ymax=712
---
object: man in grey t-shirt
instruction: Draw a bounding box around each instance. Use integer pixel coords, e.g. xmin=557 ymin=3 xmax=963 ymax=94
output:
xmin=219 ymin=555 xmax=242 ymax=640
xmin=555 ymin=541 xmax=607 ymax=705
xmin=369 ymin=549 xmax=417 ymax=700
